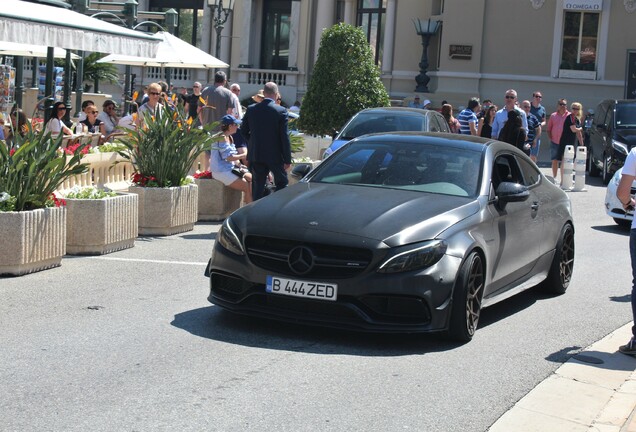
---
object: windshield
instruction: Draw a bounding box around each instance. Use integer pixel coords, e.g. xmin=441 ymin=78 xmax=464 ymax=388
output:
xmin=339 ymin=112 xmax=427 ymax=140
xmin=311 ymin=139 xmax=483 ymax=197
xmin=616 ymin=102 xmax=636 ymax=128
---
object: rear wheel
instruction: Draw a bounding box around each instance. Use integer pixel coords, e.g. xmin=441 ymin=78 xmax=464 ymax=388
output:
xmin=448 ymin=251 xmax=484 ymax=343
xmin=589 ymin=153 xmax=600 ymax=177
xmin=542 ymin=223 xmax=575 ymax=295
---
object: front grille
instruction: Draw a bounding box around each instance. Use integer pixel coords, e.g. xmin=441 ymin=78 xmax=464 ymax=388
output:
xmin=245 ymin=236 xmax=373 ymax=279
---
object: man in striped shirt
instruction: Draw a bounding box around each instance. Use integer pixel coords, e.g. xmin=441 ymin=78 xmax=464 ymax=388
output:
xmin=521 ymin=100 xmax=541 ymax=157
xmin=457 ymin=98 xmax=481 ymax=135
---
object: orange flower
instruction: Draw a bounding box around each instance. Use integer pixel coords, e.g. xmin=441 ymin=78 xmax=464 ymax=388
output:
xmin=132 ymin=90 xmax=139 ymax=101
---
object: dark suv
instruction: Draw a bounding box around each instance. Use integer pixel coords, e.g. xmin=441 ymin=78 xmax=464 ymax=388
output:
xmin=588 ymin=99 xmax=636 ymax=184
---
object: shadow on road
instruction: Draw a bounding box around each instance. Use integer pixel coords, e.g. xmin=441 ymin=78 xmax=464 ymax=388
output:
xmin=591 ymin=224 xmax=630 ymax=236
xmin=171 ymin=306 xmax=465 ymax=356
xmin=172 ymin=287 xmax=557 ymax=356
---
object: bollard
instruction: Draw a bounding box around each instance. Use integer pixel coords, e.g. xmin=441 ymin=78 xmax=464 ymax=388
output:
xmin=561 ymin=145 xmax=575 ymax=190
xmin=573 ymin=146 xmax=588 ymax=192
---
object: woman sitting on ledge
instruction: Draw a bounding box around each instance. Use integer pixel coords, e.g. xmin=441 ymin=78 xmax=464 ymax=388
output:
xmin=211 ymin=115 xmax=252 ymax=204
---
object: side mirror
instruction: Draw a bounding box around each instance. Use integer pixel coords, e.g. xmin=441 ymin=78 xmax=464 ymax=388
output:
xmin=291 ymin=163 xmax=313 ymax=180
xmin=496 ymin=182 xmax=529 ymax=203
xmin=332 ymin=130 xmax=339 ymax=140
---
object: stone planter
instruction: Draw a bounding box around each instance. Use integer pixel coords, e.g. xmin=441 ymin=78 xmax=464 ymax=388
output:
xmin=65 ymin=193 xmax=138 ymax=255
xmin=129 ymin=184 xmax=198 ymax=236
xmin=195 ymin=178 xmax=242 ymax=221
xmin=0 ymin=207 xmax=66 ymax=276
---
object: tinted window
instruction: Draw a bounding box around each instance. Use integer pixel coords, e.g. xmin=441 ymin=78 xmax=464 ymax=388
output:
xmin=594 ymin=101 xmax=609 ymax=126
xmin=339 ymin=112 xmax=426 ymax=139
xmin=517 ymin=157 xmax=541 ymax=186
xmin=492 ymin=154 xmax=524 ymax=189
xmin=312 ymin=140 xmax=483 ymax=197
xmin=616 ymin=102 xmax=636 ymax=128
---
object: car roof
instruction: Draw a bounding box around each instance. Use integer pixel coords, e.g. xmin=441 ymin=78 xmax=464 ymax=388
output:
xmin=355 ymin=131 xmax=495 ymax=151
xmin=356 ymin=107 xmax=435 ymax=116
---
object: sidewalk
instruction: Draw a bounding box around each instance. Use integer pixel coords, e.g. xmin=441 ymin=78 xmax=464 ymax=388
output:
xmin=489 ymin=323 xmax=636 ymax=432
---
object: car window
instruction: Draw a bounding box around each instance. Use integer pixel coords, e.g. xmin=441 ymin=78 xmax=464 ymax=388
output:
xmin=339 ymin=113 xmax=427 ymax=139
xmin=428 ymin=113 xmax=447 ymax=133
xmin=616 ymin=102 xmax=636 ymax=128
xmin=492 ymin=154 xmax=524 ymax=190
xmin=312 ymin=140 xmax=482 ymax=197
xmin=517 ymin=157 xmax=541 ymax=186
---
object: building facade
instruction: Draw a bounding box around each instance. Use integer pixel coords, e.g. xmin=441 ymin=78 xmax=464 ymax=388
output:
xmin=135 ymin=0 xmax=636 ymax=111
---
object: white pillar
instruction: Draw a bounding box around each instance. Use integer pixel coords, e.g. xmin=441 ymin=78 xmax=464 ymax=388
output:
xmin=343 ymin=0 xmax=355 ymax=24
xmin=240 ymin=0 xmax=253 ymax=66
xmin=381 ymin=0 xmax=397 ymax=75
xmin=289 ymin=0 xmax=301 ymax=69
xmin=314 ymin=0 xmax=335 ymax=61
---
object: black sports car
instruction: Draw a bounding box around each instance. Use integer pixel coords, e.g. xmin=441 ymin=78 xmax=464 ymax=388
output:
xmin=206 ymin=132 xmax=574 ymax=342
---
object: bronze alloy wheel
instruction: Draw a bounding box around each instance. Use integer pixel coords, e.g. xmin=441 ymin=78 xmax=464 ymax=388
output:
xmin=449 ymin=251 xmax=484 ymax=342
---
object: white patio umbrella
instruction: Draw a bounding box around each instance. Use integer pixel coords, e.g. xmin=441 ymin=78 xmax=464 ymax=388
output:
xmin=0 ymin=0 xmax=160 ymax=57
xmin=0 ymin=41 xmax=80 ymax=59
xmin=96 ymin=31 xmax=228 ymax=69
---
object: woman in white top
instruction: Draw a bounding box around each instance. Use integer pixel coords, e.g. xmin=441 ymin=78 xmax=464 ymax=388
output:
xmin=44 ymin=102 xmax=73 ymax=136
xmin=210 ymin=114 xmax=252 ymax=204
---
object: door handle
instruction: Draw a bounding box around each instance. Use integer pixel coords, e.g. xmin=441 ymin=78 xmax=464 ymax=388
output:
xmin=531 ymin=202 xmax=539 ymax=211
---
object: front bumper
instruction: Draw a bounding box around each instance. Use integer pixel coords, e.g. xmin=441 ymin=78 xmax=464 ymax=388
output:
xmin=206 ymin=240 xmax=462 ymax=333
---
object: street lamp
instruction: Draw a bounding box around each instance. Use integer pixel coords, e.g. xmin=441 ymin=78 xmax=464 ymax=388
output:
xmin=207 ymin=0 xmax=234 ymax=62
xmin=413 ymin=18 xmax=441 ymax=93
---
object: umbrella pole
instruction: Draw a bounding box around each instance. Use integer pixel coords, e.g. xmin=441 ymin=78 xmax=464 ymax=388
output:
xmin=15 ymin=56 xmax=24 ymax=109
xmin=74 ymin=51 xmax=84 ymax=118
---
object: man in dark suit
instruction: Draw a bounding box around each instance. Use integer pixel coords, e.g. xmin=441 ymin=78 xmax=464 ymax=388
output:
xmin=240 ymin=81 xmax=292 ymax=201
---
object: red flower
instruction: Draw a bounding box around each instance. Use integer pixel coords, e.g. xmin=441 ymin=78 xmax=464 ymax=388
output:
xmin=9 ymin=148 xmax=16 ymax=156
xmin=193 ymin=170 xmax=213 ymax=179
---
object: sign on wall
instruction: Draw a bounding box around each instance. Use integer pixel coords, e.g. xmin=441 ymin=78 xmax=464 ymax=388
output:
xmin=626 ymin=50 xmax=636 ymax=99
xmin=449 ymin=45 xmax=472 ymax=60
xmin=563 ymin=0 xmax=603 ymax=10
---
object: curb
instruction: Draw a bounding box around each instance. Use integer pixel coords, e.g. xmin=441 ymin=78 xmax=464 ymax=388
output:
xmin=488 ymin=323 xmax=636 ymax=432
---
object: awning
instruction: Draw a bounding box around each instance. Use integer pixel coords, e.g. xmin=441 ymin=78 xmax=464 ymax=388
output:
xmin=0 ymin=0 xmax=160 ymax=57
xmin=0 ymin=41 xmax=80 ymax=59
xmin=97 ymin=31 xmax=228 ymax=69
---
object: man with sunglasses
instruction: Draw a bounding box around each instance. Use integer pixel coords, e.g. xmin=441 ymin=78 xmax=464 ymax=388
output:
xmin=183 ymin=82 xmax=202 ymax=122
xmin=547 ymin=99 xmax=570 ymax=181
xmin=529 ymin=91 xmax=546 ymax=162
xmin=491 ymin=89 xmax=528 ymax=141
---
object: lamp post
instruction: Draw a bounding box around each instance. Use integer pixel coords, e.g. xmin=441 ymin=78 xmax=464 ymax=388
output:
xmin=413 ymin=18 xmax=441 ymax=93
xmin=207 ymin=0 xmax=234 ymax=63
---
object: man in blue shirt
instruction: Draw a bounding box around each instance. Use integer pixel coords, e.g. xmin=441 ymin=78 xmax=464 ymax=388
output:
xmin=457 ymin=98 xmax=481 ymax=135
xmin=408 ymin=96 xmax=424 ymax=109
xmin=491 ymin=89 xmax=528 ymax=140
xmin=529 ymin=90 xmax=547 ymax=163
xmin=521 ymin=100 xmax=542 ymax=157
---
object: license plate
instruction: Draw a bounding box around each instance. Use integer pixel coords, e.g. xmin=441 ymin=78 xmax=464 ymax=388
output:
xmin=266 ymin=275 xmax=338 ymax=301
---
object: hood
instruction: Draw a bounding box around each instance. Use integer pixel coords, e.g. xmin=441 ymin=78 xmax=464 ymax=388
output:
xmin=616 ymin=129 xmax=636 ymax=148
xmin=234 ymin=183 xmax=480 ymax=247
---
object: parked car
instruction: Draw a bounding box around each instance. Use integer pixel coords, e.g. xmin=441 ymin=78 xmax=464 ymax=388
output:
xmin=605 ymin=167 xmax=636 ymax=228
xmin=588 ymin=99 xmax=636 ymax=184
xmin=206 ymin=132 xmax=574 ymax=342
xmin=323 ymin=107 xmax=450 ymax=158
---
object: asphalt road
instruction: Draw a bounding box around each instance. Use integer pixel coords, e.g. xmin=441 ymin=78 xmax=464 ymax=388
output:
xmin=0 ymin=169 xmax=633 ymax=432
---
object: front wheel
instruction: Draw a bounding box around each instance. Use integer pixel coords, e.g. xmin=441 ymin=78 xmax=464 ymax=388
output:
xmin=541 ymin=223 xmax=575 ymax=295
xmin=448 ymin=251 xmax=484 ymax=343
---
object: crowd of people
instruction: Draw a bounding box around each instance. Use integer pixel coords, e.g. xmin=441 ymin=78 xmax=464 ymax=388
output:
xmin=417 ymin=88 xmax=584 ymax=186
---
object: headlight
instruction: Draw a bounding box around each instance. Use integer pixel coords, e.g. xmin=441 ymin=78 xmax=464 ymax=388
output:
xmin=377 ymin=240 xmax=447 ymax=274
xmin=612 ymin=140 xmax=629 ymax=156
xmin=217 ymin=218 xmax=245 ymax=255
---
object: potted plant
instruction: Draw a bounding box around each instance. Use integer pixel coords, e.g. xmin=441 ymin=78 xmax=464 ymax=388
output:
xmin=62 ymin=186 xmax=138 ymax=255
xmin=117 ymin=103 xmax=217 ymax=235
xmin=0 ymin=125 xmax=88 ymax=276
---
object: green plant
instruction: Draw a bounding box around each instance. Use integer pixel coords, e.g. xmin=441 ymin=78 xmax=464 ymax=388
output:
xmin=299 ymin=23 xmax=390 ymax=136
xmin=64 ymin=186 xmax=117 ymax=199
xmin=0 ymin=126 xmax=88 ymax=212
xmin=117 ymin=103 xmax=219 ymax=188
